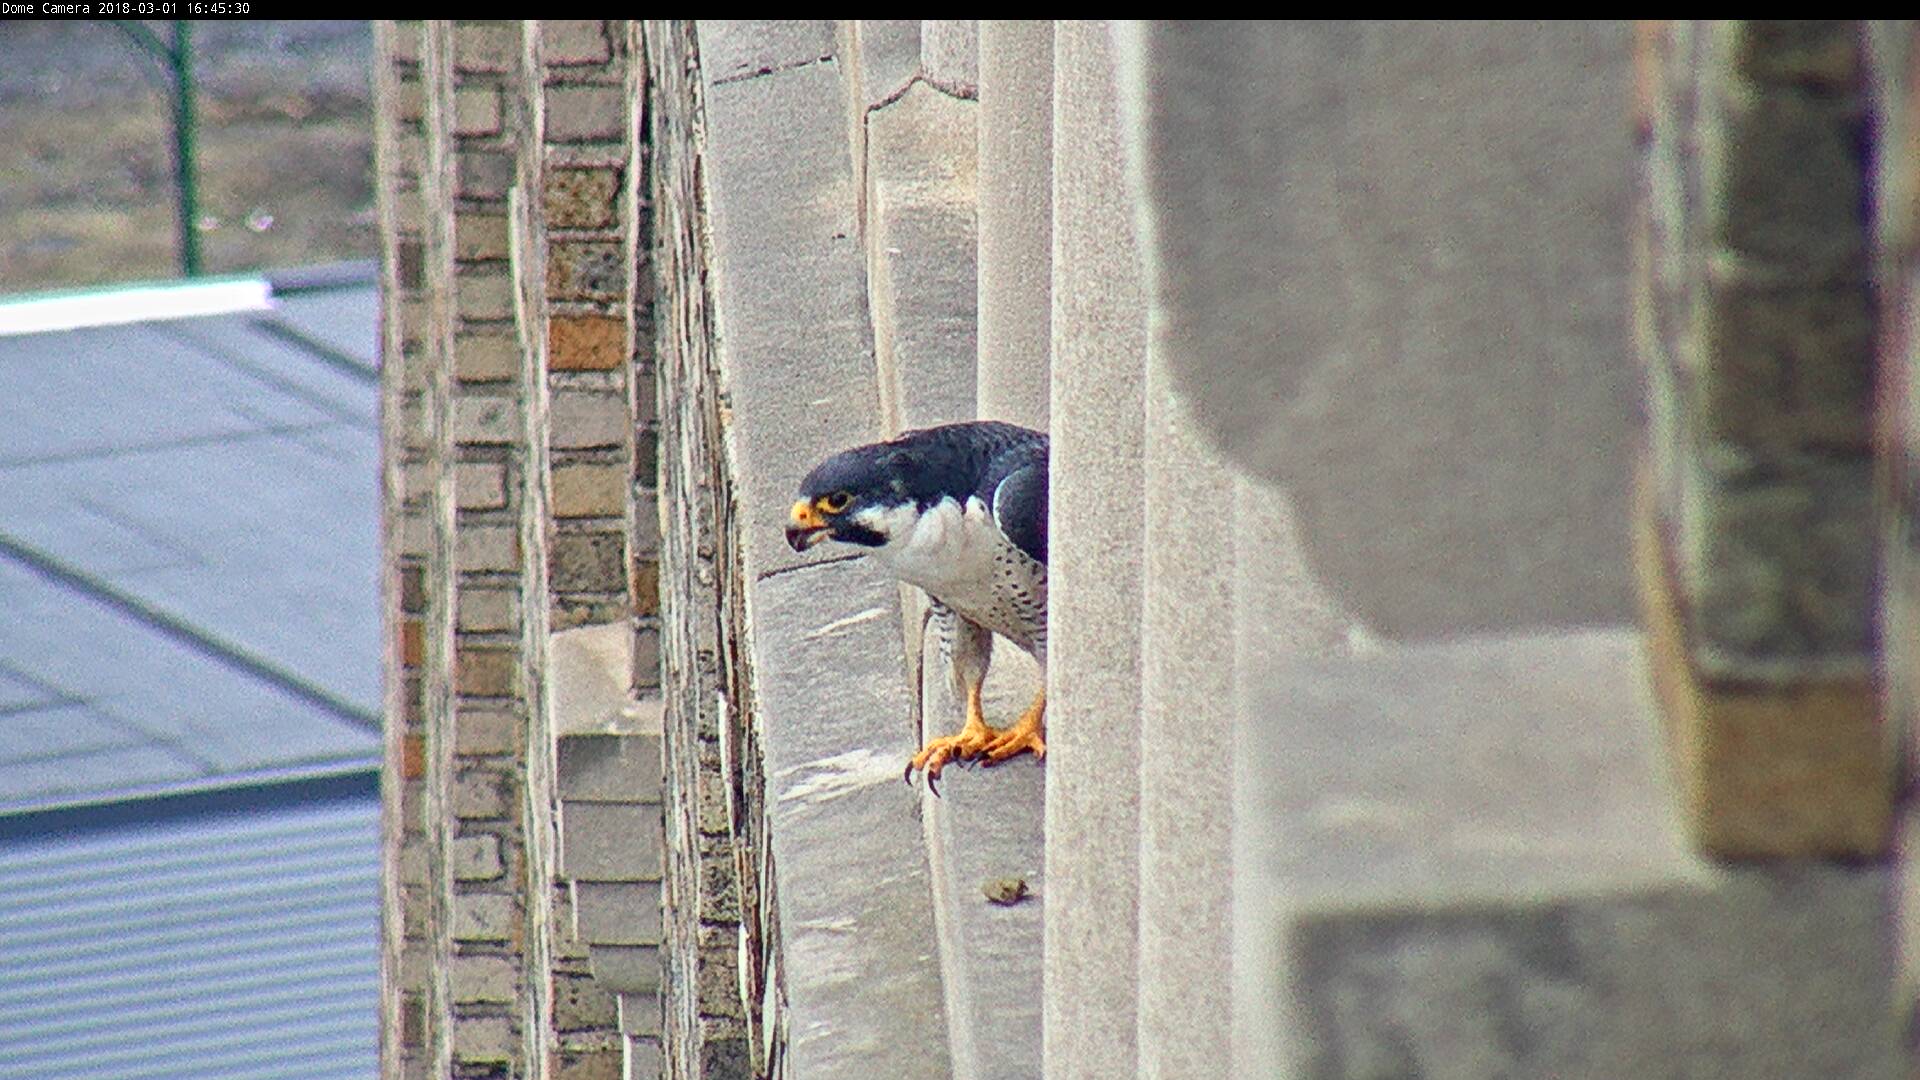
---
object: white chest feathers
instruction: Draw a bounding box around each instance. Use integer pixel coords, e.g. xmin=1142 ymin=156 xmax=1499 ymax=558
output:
xmin=854 ymin=496 xmax=1047 ymax=654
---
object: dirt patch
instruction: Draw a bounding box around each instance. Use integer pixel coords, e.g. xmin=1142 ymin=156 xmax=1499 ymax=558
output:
xmin=0 ymin=21 xmax=375 ymax=291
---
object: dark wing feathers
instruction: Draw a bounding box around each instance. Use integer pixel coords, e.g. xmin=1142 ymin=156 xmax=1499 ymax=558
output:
xmin=983 ymin=441 xmax=1048 ymax=565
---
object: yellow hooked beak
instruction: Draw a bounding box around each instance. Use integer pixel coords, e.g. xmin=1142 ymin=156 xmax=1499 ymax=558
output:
xmin=786 ymin=498 xmax=830 ymax=552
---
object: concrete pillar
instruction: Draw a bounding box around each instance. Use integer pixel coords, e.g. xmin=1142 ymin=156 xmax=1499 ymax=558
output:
xmin=1043 ymin=22 xmax=1145 ymax=1080
xmin=976 ymin=21 xmax=1052 ymax=431
xmin=1118 ymin=19 xmax=1901 ymax=1077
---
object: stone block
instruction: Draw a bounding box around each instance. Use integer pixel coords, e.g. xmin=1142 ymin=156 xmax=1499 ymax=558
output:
xmin=456 ymin=587 xmax=517 ymax=634
xmin=559 ymin=801 xmax=662 ymax=880
xmin=458 ymin=149 xmax=514 ymax=200
xmin=454 ymin=211 xmax=510 ymax=262
xmin=1671 ymin=449 xmax=1874 ymax=673
xmin=854 ymin=21 xmax=920 ymax=107
xmin=451 ymin=891 xmax=516 ymax=943
xmin=549 ymin=621 xmax=658 ymax=735
xmin=454 ymin=707 xmax=521 ymax=756
xmin=573 ymin=880 xmax=664 ymax=945
xmin=921 ymin=20 xmax=979 ymax=97
xmin=976 ymin=20 xmax=1053 ymax=431
xmin=617 ymin=991 xmax=661 ymax=1036
xmin=552 ymin=971 xmax=619 ymax=1032
xmin=865 ymin=81 xmax=978 ymax=432
xmin=631 ymin=624 xmax=661 ymax=691
xmin=453 ymin=462 xmax=507 ymax=510
xmin=547 ymin=241 xmax=625 ymax=301
xmin=550 ymin=389 xmax=629 ymax=449
xmin=632 ymin=563 xmax=659 ymax=617
xmin=387 ymin=20 xmax=423 ymax=65
xmin=452 ymin=394 xmax=521 ymax=446
xmin=697 ymin=20 xmax=835 ymax=83
xmin=454 ymin=22 xmax=516 ymax=74
xmin=545 ymin=84 xmax=628 ymax=143
xmin=451 ymin=833 xmax=504 ymax=880
xmin=1697 ymin=283 xmax=1874 ymax=452
xmin=545 ymin=21 xmax=611 ymax=66
xmin=626 ymin=1038 xmax=664 ymax=1078
xmin=546 ymin=166 xmax=621 ymax=230
xmin=399 ymin=616 xmax=424 ymax=667
xmin=1705 ymin=24 xmax=1870 ymax=278
xmin=548 ymin=314 xmax=628 ymax=371
xmin=452 ymin=1016 xmax=515 ymax=1065
xmin=700 ymin=54 xmax=884 ymax=581
xmin=454 ymin=268 xmax=515 ymax=321
xmin=454 ymin=524 xmax=517 ymax=573
xmin=587 ymin=943 xmax=661 ymax=994
xmin=451 ymin=954 xmax=517 ymax=1003
xmin=1233 ymin=630 xmax=1903 ymax=1078
xmin=629 ymin=491 xmax=660 ymax=554
xmin=456 ymin=645 xmax=520 ymax=698
xmin=747 ymin=560 xmax=949 ymax=1078
xmin=454 ymin=330 xmax=519 ymax=383
xmin=551 ymin=462 xmax=626 ymax=518
xmin=557 ymin=732 xmax=662 ymax=802
xmin=1116 ymin=22 xmax=1638 ymax=639
xmin=453 ymin=766 xmax=515 ymax=819
xmin=550 ymin=530 xmax=627 ymax=593
xmin=1638 ymin=499 xmax=1891 ymax=857
xmin=453 ymin=85 xmax=502 ymax=136
xmin=552 ymin=1047 xmax=620 ymax=1080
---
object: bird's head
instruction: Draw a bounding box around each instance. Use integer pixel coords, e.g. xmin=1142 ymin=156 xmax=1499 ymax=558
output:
xmin=785 ymin=443 xmax=917 ymax=553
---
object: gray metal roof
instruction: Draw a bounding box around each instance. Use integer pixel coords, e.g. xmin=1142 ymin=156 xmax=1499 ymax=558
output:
xmin=0 ymin=267 xmax=382 ymax=811
xmin=0 ymin=779 xmax=379 ymax=1079
xmin=0 ymin=266 xmax=384 ymax=1076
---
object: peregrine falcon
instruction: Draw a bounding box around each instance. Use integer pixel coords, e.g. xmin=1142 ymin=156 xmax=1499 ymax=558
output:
xmin=785 ymin=421 xmax=1048 ymax=786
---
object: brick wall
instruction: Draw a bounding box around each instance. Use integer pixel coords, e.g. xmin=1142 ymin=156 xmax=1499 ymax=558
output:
xmin=642 ymin=21 xmax=776 ymax=1078
xmin=373 ymin=18 xmax=440 ymax=1080
xmin=376 ymin=19 xmax=663 ymax=1080
xmin=1633 ymin=20 xmax=1891 ymax=857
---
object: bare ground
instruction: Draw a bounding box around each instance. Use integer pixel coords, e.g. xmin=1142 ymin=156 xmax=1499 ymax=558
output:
xmin=0 ymin=20 xmax=375 ymax=291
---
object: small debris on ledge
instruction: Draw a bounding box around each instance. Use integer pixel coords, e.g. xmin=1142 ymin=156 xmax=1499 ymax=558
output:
xmin=982 ymin=876 xmax=1030 ymax=906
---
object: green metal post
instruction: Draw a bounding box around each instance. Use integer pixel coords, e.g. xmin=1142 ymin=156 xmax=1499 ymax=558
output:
xmin=171 ymin=22 xmax=200 ymax=277
xmin=114 ymin=20 xmax=200 ymax=278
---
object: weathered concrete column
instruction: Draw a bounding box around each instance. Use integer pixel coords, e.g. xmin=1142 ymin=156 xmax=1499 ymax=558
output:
xmin=857 ymin=21 xmax=979 ymax=434
xmin=1043 ymin=23 xmax=1144 ymax=1080
xmin=976 ymin=20 xmax=1052 ymax=431
xmin=1121 ymin=19 xmax=1903 ymax=1077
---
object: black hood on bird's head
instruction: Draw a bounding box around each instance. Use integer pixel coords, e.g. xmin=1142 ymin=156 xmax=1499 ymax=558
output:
xmin=787 ymin=421 xmax=1048 ymax=554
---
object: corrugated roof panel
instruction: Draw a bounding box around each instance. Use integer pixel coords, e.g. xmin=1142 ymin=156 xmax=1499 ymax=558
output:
xmin=0 ymin=793 xmax=379 ymax=1080
xmin=0 ymin=277 xmax=381 ymax=811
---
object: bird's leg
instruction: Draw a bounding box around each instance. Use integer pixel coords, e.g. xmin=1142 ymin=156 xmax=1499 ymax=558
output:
xmin=907 ymin=682 xmax=999 ymax=782
xmin=981 ymin=688 xmax=1045 ymax=765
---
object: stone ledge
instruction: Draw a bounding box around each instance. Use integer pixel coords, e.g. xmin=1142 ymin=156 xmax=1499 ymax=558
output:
xmin=918 ymin=647 xmax=1044 ymax=1080
xmin=745 ymin=558 xmax=951 ymax=1080
xmin=1234 ymin=629 xmax=1904 ymax=1078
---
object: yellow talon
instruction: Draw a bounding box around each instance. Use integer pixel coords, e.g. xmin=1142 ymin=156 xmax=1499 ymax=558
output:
xmin=981 ymin=690 xmax=1046 ymax=765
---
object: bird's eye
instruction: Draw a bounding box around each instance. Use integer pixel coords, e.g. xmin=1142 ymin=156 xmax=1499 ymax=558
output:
xmin=820 ymin=491 xmax=852 ymax=514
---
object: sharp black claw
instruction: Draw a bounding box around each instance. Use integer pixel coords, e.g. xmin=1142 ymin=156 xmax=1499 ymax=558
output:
xmin=903 ymin=760 xmax=914 ymax=786
xmin=927 ymin=770 xmax=941 ymax=798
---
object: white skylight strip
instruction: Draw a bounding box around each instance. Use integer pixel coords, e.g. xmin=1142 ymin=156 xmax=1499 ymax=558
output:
xmin=0 ymin=278 xmax=274 ymax=337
